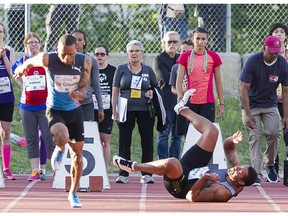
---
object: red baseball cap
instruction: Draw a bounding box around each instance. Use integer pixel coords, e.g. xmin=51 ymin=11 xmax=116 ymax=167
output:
xmin=264 ymin=36 xmax=281 ymax=53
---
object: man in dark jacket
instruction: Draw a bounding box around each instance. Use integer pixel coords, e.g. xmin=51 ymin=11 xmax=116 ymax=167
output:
xmin=153 ymin=31 xmax=182 ymax=159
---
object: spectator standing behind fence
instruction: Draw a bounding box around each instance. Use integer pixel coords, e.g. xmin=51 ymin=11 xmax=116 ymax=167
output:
xmin=239 ymin=35 xmax=288 ymax=186
xmin=0 ymin=22 xmax=16 ymax=180
xmin=4 ymin=4 xmax=25 ymax=52
xmin=44 ymin=4 xmax=81 ymax=52
xmin=14 ymin=34 xmax=92 ymax=208
xmin=268 ymin=23 xmax=288 ymax=176
xmin=153 ymin=31 xmax=182 ymax=159
xmin=158 ymin=4 xmax=189 ymax=41
xmin=94 ymin=45 xmax=116 ymax=169
xmin=12 ymin=32 xmax=55 ymax=181
xmin=112 ymin=40 xmax=158 ymax=184
xmin=169 ymin=39 xmax=194 ymax=136
xmin=176 ymin=27 xmax=224 ymax=124
xmin=71 ymin=29 xmax=104 ymax=122
xmin=194 ymin=4 xmax=226 ymax=52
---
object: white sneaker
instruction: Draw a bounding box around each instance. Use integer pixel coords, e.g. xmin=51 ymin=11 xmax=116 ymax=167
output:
xmin=252 ymin=178 xmax=261 ymax=186
xmin=174 ymin=89 xmax=196 ymax=114
xmin=115 ymin=176 xmax=129 ymax=184
xmin=113 ymin=155 xmax=136 ymax=173
xmin=68 ymin=192 xmax=82 ymax=208
xmin=186 ymin=190 xmax=193 ymax=202
xmin=140 ymin=175 xmax=154 ymax=184
xmin=51 ymin=148 xmax=64 ymax=170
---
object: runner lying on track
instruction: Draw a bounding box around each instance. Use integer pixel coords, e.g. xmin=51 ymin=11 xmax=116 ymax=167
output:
xmin=113 ymin=89 xmax=257 ymax=202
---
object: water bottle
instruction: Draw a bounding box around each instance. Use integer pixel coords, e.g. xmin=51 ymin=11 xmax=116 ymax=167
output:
xmin=147 ymin=99 xmax=155 ymax=118
xmin=10 ymin=133 xmax=27 ymax=147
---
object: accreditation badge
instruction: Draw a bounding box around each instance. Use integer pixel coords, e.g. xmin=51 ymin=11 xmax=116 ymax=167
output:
xmin=130 ymin=75 xmax=142 ymax=98
xmin=130 ymin=89 xmax=141 ymax=98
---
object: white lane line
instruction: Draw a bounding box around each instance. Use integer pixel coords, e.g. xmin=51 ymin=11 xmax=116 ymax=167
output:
xmin=256 ymin=185 xmax=282 ymax=212
xmin=1 ymin=181 xmax=37 ymax=213
xmin=139 ymin=183 xmax=148 ymax=212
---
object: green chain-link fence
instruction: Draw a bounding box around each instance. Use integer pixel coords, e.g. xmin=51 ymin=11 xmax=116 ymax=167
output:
xmin=0 ymin=4 xmax=288 ymax=54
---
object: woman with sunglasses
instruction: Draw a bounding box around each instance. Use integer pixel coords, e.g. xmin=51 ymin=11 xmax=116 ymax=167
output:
xmin=0 ymin=22 xmax=16 ymax=180
xmin=71 ymin=29 xmax=104 ymax=122
xmin=12 ymin=32 xmax=55 ymax=181
xmin=94 ymin=45 xmax=116 ymax=169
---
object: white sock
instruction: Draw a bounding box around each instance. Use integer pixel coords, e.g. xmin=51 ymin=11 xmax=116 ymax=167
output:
xmin=131 ymin=162 xmax=136 ymax=172
xmin=40 ymin=169 xmax=46 ymax=175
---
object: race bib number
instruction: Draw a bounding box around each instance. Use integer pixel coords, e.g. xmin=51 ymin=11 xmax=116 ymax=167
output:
xmin=54 ymin=75 xmax=80 ymax=93
xmin=93 ymin=94 xmax=110 ymax=110
xmin=188 ymin=166 xmax=209 ymax=180
xmin=23 ymin=75 xmax=46 ymax=91
xmin=0 ymin=77 xmax=11 ymax=94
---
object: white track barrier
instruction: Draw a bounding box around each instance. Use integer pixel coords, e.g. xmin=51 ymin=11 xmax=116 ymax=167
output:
xmin=181 ymin=123 xmax=227 ymax=169
xmin=0 ymin=165 xmax=5 ymax=188
xmin=52 ymin=121 xmax=110 ymax=191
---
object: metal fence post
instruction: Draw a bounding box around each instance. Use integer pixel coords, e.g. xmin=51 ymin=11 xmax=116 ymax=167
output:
xmin=226 ymin=4 xmax=231 ymax=53
xmin=24 ymin=4 xmax=31 ymax=53
xmin=24 ymin=4 xmax=30 ymax=36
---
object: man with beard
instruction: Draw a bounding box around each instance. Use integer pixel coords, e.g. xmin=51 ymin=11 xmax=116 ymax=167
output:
xmin=153 ymin=31 xmax=183 ymax=160
xmin=14 ymin=34 xmax=92 ymax=208
xmin=240 ymin=35 xmax=288 ymax=185
xmin=113 ymin=89 xmax=257 ymax=202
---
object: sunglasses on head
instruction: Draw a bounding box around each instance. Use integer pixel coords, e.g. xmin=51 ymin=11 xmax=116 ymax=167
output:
xmin=167 ymin=40 xmax=178 ymax=45
xmin=94 ymin=52 xmax=106 ymax=57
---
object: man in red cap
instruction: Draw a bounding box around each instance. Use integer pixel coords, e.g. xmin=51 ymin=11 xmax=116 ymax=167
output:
xmin=240 ymin=35 xmax=288 ymax=186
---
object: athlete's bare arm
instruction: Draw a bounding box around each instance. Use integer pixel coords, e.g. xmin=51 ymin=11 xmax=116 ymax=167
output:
xmin=78 ymin=54 xmax=91 ymax=90
xmin=69 ymin=54 xmax=92 ymax=102
xmin=224 ymin=131 xmax=243 ymax=167
xmin=187 ymin=173 xmax=232 ymax=202
xmin=13 ymin=52 xmax=48 ymax=79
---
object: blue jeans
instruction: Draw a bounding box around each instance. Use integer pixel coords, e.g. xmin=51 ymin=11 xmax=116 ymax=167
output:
xmin=160 ymin=17 xmax=188 ymax=41
xmin=157 ymin=109 xmax=183 ymax=159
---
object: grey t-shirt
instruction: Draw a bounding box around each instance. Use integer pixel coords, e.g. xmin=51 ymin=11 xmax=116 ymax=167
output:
xmin=169 ymin=63 xmax=179 ymax=86
xmin=113 ymin=63 xmax=158 ymax=112
xmin=80 ymin=55 xmax=103 ymax=111
xmin=169 ymin=63 xmax=188 ymax=91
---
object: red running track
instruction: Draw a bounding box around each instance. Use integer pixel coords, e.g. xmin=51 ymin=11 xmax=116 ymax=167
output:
xmin=0 ymin=175 xmax=288 ymax=215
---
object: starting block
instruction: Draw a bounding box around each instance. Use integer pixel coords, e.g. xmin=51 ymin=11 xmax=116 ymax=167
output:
xmin=65 ymin=176 xmax=103 ymax=192
xmin=52 ymin=121 xmax=111 ymax=191
xmin=181 ymin=123 xmax=227 ymax=169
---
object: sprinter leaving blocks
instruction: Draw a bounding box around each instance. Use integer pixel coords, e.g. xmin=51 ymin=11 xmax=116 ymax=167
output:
xmin=52 ymin=121 xmax=110 ymax=191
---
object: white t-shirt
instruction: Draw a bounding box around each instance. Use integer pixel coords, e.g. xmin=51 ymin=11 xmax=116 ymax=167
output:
xmin=166 ymin=4 xmax=185 ymax=18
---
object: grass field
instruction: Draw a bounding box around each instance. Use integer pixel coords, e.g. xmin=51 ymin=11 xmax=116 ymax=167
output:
xmin=8 ymin=80 xmax=288 ymax=175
